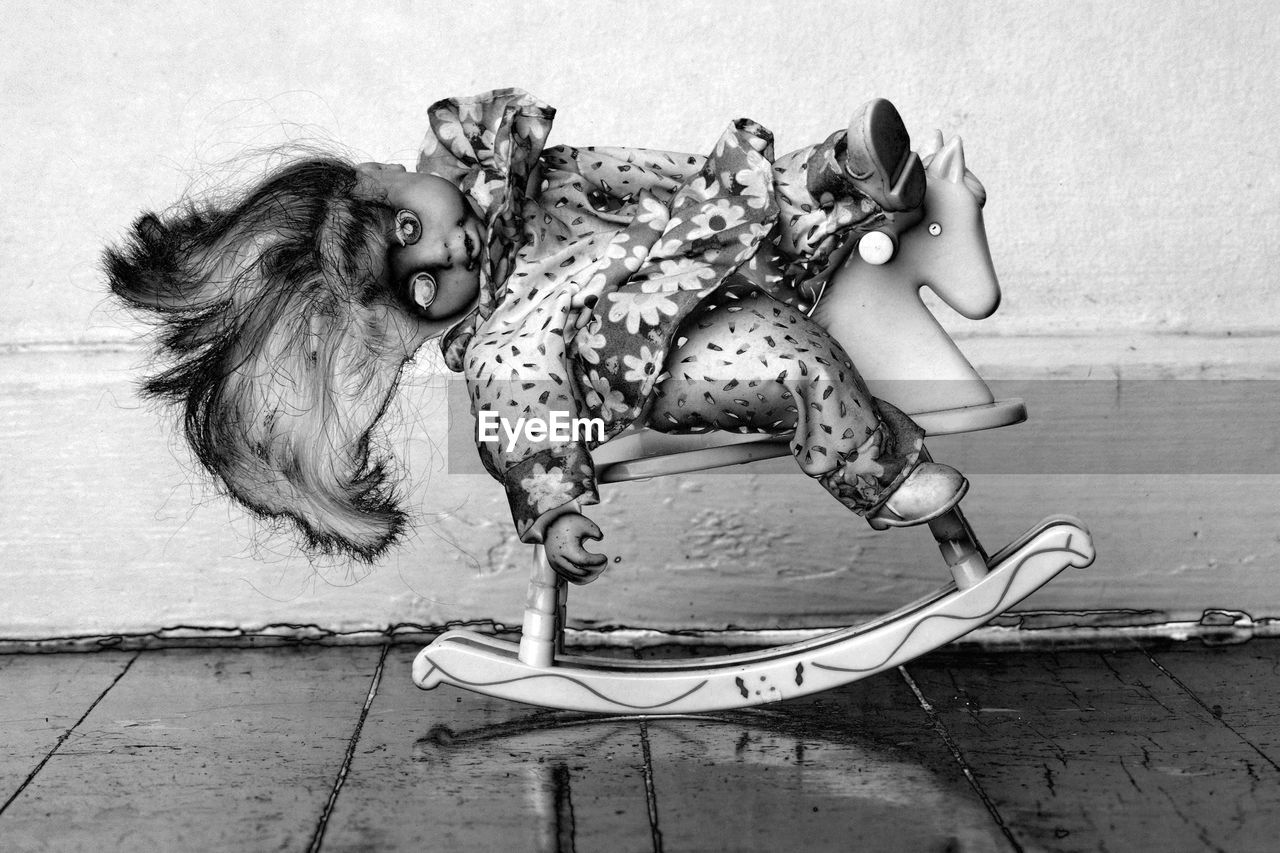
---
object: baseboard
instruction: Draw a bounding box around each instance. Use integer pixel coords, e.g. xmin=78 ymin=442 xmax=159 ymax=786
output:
xmin=2 ymin=609 xmax=1273 ymax=655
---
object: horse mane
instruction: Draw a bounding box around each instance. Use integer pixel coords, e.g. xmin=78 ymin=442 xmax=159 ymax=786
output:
xmin=103 ymin=157 xmax=427 ymax=561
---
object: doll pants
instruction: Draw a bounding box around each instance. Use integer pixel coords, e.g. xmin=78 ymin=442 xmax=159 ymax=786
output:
xmin=646 ymin=282 xmax=924 ymax=514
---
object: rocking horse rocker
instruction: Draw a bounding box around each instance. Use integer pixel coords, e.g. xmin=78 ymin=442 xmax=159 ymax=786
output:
xmin=412 ymin=121 xmax=1095 ymax=714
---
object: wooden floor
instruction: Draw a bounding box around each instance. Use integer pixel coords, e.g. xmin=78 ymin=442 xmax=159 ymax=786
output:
xmin=2 ymin=642 xmax=1279 ymax=852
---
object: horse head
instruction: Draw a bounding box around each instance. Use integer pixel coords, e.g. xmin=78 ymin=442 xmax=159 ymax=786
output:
xmin=897 ymin=131 xmax=1000 ymax=320
xmin=811 ymin=130 xmax=1005 ymax=413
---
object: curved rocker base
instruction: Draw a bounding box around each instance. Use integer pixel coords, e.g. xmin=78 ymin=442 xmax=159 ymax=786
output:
xmin=413 ymin=516 xmax=1094 ymax=715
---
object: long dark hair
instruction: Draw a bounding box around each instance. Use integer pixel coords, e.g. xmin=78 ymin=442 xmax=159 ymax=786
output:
xmin=104 ymin=157 xmax=429 ymax=560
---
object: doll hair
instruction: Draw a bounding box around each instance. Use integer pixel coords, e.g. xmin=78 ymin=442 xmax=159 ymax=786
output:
xmin=104 ymin=157 xmax=425 ymax=560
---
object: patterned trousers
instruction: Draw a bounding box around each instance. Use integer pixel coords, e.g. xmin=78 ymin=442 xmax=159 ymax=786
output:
xmin=646 ymin=283 xmax=923 ymax=514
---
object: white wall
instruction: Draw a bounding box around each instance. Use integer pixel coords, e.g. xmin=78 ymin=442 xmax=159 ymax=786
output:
xmin=2 ymin=0 xmax=1278 ymax=639
xmin=5 ymin=0 xmax=1278 ymax=345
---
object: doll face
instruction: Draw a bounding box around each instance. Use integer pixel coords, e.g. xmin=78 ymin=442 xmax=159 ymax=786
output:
xmin=356 ymin=163 xmax=486 ymax=321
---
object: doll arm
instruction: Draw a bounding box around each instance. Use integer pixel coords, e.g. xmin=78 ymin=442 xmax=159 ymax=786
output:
xmin=466 ymin=285 xmax=604 ymax=546
xmin=497 ymin=442 xmax=601 ymax=543
xmin=499 ymin=443 xmax=610 ymax=583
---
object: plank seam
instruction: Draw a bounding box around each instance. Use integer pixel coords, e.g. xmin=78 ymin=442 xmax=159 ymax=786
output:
xmin=0 ymin=651 xmax=139 ymax=817
xmin=638 ymin=720 xmax=665 ymax=853
xmin=1141 ymin=649 xmax=1280 ymax=774
xmin=307 ymin=643 xmax=389 ymax=853
xmin=899 ymin=665 xmax=1023 ymax=853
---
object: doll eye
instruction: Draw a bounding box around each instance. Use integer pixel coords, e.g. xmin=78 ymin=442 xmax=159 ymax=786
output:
xmin=409 ymin=271 xmax=437 ymax=313
xmin=928 ymin=222 xmax=943 ymax=236
xmin=394 ymin=210 xmax=422 ymax=246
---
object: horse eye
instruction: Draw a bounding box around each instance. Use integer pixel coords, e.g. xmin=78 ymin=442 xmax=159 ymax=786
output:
xmin=395 ymin=210 xmax=422 ymax=246
xmin=928 ymin=222 xmax=943 ymax=236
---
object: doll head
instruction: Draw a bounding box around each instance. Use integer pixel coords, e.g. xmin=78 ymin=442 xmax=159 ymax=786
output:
xmin=103 ymin=157 xmax=471 ymax=560
xmin=353 ymin=162 xmax=486 ymax=321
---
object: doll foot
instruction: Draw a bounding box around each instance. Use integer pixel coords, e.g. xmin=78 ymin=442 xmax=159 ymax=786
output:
xmin=845 ymin=99 xmax=926 ymax=212
xmin=867 ymin=462 xmax=968 ymax=530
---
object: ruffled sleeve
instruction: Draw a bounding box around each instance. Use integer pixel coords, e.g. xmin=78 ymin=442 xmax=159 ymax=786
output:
xmin=418 ymin=89 xmax=556 ymax=371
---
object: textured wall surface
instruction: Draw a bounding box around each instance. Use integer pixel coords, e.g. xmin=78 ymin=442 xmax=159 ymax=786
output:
xmin=2 ymin=1 xmax=1277 ymax=638
xmin=5 ymin=0 xmax=1278 ymax=344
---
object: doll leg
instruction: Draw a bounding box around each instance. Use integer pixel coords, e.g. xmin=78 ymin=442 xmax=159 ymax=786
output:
xmin=647 ymin=284 xmax=960 ymax=521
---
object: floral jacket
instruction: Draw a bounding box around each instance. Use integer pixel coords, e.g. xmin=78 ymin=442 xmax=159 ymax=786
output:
xmin=418 ymin=89 xmax=887 ymax=542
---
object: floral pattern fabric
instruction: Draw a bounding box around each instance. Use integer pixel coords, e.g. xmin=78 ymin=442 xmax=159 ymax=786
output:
xmin=419 ymin=89 xmax=908 ymax=541
xmin=648 ymin=281 xmax=923 ymax=511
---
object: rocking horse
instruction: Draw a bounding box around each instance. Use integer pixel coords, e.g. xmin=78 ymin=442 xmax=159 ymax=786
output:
xmin=412 ymin=131 xmax=1095 ymax=713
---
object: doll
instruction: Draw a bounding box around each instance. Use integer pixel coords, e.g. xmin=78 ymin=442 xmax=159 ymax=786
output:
xmin=104 ymin=89 xmax=966 ymax=582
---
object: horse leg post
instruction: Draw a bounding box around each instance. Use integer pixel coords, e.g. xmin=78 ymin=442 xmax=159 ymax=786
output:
xmin=929 ymin=506 xmax=989 ymax=589
xmin=917 ymin=447 xmax=988 ymax=589
xmin=519 ymin=546 xmax=565 ymax=667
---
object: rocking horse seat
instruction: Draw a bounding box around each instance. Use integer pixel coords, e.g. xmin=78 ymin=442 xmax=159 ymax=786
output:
xmin=592 ymin=398 xmax=1027 ymax=483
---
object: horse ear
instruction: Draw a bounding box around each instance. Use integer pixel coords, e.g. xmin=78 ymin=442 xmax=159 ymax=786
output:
xmin=928 ymin=136 xmax=967 ymax=183
xmin=918 ymin=129 xmax=944 ymax=164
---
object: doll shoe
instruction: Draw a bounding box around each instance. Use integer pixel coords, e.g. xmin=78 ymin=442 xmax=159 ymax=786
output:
xmin=867 ymin=462 xmax=968 ymax=530
xmin=845 ymin=99 xmax=926 ymax=212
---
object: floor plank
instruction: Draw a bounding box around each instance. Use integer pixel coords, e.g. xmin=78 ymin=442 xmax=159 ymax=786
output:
xmin=4 ymin=644 xmax=1280 ymax=851
xmin=0 ymin=646 xmax=380 ymax=852
xmin=634 ymin=656 xmax=1012 ymax=853
xmin=0 ymin=652 xmax=135 ymax=807
xmin=1146 ymin=642 xmax=1280 ymax=767
xmin=319 ymin=646 xmax=656 ymax=852
xmin=905 ymin=649 xmax=1280 ymax=853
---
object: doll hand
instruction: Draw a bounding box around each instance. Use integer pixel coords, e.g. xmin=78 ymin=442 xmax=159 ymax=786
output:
xmin=544 ymin=512 xmax=608 ymax=584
